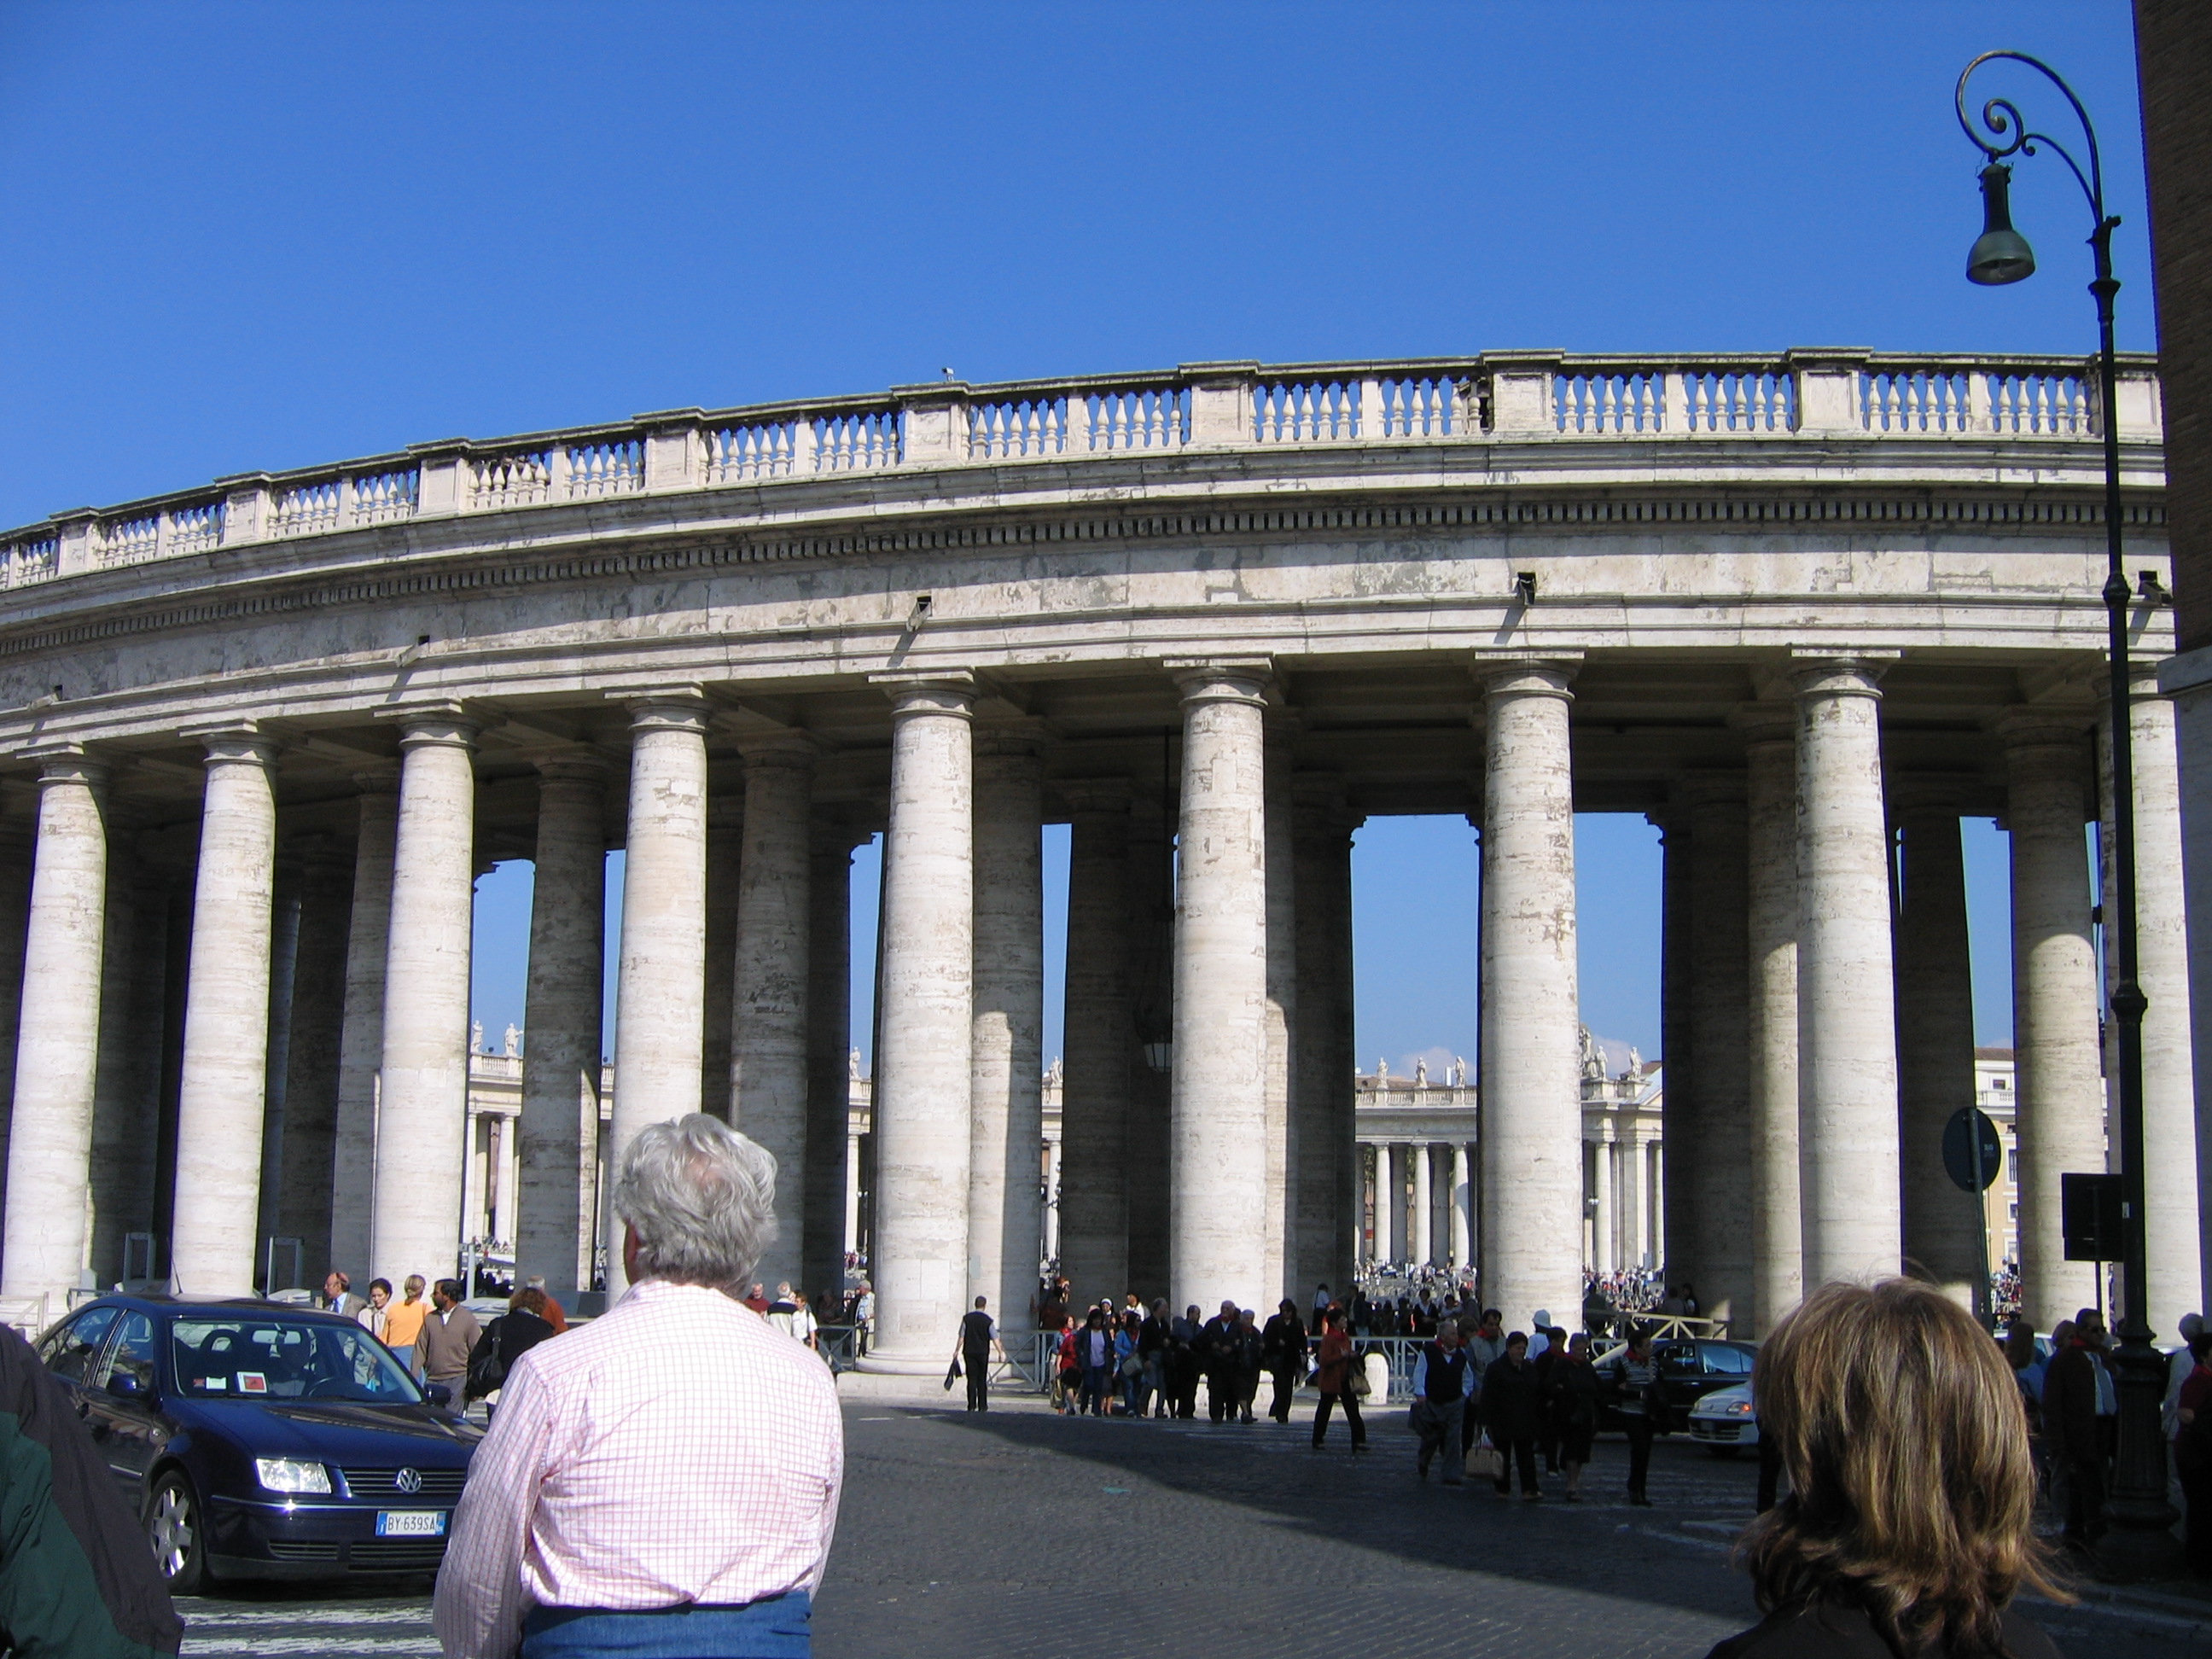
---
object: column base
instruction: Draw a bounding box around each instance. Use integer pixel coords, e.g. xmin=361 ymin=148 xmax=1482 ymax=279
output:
xmin=854 ymin=1348 xmax=958 ymax=1378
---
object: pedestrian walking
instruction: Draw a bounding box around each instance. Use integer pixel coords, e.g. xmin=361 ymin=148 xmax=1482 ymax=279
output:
xmin=358 ymin=1278 xmax=392 ymax=1340
xmin=435 ymin=1114 xmax=841 ymax=1658
xmin=2043 ymin=1307 xmax=2110 ymax=1551
xmin=853 ymin=1281 xmax=876 ymax=1355
xmin=1115 ymin=1311 xmax=1144 ymax=1415
xmin=1461 ymin=1307 xmax=1505 ymax=1461
xmin=1481 ymin=1332 xmax=1542 ymax=1499
xmin=1233 ymin=1308 xmax=1265 ymax=1423
xmin=1138 ymin=1299 xmax=1171 ymax=1417
xmin=1601 ymin=1326 xmax=1660 ymax=1505
xmin=1310 ymin=1307 xmax=1365 ymax=1452
xmin=1169 ymin=1304 xmax=1203 ymax=1418
xmin=954 ymin=1296 xmax=1005 ymax=1412
xmin=2173 ymin=1325 xmax=2212 ymax=1576
xmin=1412 ymin=1321 xmax=1469 ymax=1484
xmin=1075 ymin=1308 xmax=1115 ymax=1416
xmin=1704 ymin=1278 xmax=2061 ymax=1659
xmin=419 ymin=1278 xmax=483 ymax=1401
xmin=467 ymin=1286 xmax=560 ymax=1423
xmin=1551 ymin=1331 xmax=1599 ymax=1501
xmin=1199 ymin=1301 xmax=1241 ymax=1423
xmin=1260 ymin=1299 xmax=1308 ymax=1424
xmin=382 ymin=1273 xmax=430 ymax=1375
xmin=1531 ymin=1319 xmax=1569 ymax=1472
xmin=321 ymin=1270 xmax=366 ymax=1318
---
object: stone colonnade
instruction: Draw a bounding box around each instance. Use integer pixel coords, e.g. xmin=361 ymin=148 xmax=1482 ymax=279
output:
xmin=0 ymin=653 xmax=2196 ymax=1348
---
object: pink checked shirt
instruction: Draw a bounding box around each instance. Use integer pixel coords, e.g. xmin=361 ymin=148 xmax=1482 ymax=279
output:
xmin=433 ymin=1277 xmax=844 ymax=1659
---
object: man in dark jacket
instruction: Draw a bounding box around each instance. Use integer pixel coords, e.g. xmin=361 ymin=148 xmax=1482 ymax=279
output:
xmin=1231 ymin=1309 xmax=1266 ymax=1424
xmin=4 ymin=1321 xmax=183 ymax=1656
xmin=1415 ymin=1323 xmax=1470 ymax=1484
xmin=1138 ymin=1300 xmax=1172 ymax=1418
xmin=2044 ymin=1307 xmax=2110 ymax=1548
xmin=1168 ymin=1305 xmax=1203 ymax=1419
xmin=1260 ymin=1300 xmax=1308 ymax=1425
xmin=1482 ymin=1332 xmax=1543 ymax=1499
xmin=1200 ymin=1301 xmax=1242 ymax=1423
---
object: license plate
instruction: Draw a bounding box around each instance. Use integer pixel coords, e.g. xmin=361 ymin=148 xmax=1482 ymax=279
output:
xmin=375 ymin=1511 xmax=446 ymax=1537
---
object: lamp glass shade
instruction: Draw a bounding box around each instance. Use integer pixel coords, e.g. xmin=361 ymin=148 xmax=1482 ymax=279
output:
xmin=1968 ymin=163 xmax=2036 ymax=286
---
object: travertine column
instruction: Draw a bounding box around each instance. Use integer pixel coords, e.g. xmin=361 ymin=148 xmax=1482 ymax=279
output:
xmin=1794 ymin=659 xmax=1902 ymax=1287
xmin=805 ymin=821 xmax=864 ymax=1304
xmin=275 ymin=841 xmax=353 ymax=1278
xmin=517 ymin=757 xmax=605 ymax=1304
xmin=253 ymin=854 xmax=302 ymax=1274
xmin=700 ymin=799 xmax=742 ymax=1120
xmin=88 ymin=842 xmax=147 ymax=1284
xmin=1894 ymin=791 xmax=1983 ymax=1308
xmin=1262 ymin=722 xmax=1298 ymax=1301
xmin=1450 ymin=1143 xmax=1471 ymax=1268
xmin=1169 ymin=663 xmax=1272 ymax=1313
xmin=2101 ymin=672 xmax=2201 ymax=1336
xmin=1291 ymin=778 xmax=1348 ymax=1294
xmin=0 ymin=814 xmax=35 ymax=1208
xmin=1653 ymin=807 xmax=1696 ymax=1288
xmin=1328 ymin=815 xmax=1360 ymax=1291
xmin=1684 ymin=771 xmax=1752 ymax=1323
xmin=1593 ymin=1138 xmax=1615 ymax=1273
xmin=607 ymin=695 xmax=710 ymax=1294
xmin=1478 ymin=661 xmax=1582 ymax=1332
xmin=371 ymin=713 xmax=479 ymax=1291
xmin=1735 ymin=706 xmax=1802 ymax=1332
xmin=171 ymin=733 xmax=279 ymax=1296
xmin=1122 ymin=798 xmax=1175 ymax=1301
xmin=2176 ymin=678 xmax=2212 ymax=1321
xmin=1650 ymin=1141 xmax=1666 ymax=1272
xmin=969 ymin=739 xmax=1044 ymax=1325
xmin=863 ymin=675 xmax=975 ymax=1368
xmin=1059 ymin=781 xmax=1132 ymax=1307
xmin=329 ymin=775 xmax=397 ymax=1280
xmin=2005 ymin=713 xmax=2103 ymax=1329
xmin=1373 ymin=1146 xmax=1395 ymax=1263
xmin=1412 ymin=1143 xmax=1434 ymax=1267
xmin=1 ymin=754 xmax=108 ymax=1306
xmin=731 ymin=736 xmax=814 ymax=1291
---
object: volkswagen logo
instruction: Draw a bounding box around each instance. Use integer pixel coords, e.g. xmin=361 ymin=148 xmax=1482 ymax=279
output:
xmin=395 ymin=1468 xmax=422 ymax=1495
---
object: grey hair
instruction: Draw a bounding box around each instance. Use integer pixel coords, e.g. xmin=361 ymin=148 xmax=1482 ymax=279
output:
xmin=613 ymin=1115 xmax=778 ymax=1288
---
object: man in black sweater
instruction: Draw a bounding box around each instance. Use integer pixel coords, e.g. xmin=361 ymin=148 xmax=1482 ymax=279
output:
xmin=1260 ymin=1300 xmax=1308 ymax=1424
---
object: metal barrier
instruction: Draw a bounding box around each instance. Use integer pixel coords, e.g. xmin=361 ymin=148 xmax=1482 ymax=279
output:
xmin=816 ymin=1324 xmax=860 ymax=1374
xmin=0 ymin=1294 xmax=49 ymax=1342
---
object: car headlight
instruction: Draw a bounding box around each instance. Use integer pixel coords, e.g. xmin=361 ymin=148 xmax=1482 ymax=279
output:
xmin=255 ymin=1458 xmax=331 ymax=1493
xmin=1725 ymin=1400 xmax=1756 ymax=1417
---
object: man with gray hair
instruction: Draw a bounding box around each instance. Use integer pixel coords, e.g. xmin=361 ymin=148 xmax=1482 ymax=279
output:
xmin=435 ymin=1115 xmax=843 ymax=1657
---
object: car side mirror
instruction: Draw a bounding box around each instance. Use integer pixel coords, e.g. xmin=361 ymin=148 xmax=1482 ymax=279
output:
xmin=422 ymin=1382 xmax=452 ymax=1408
xmin=105 ymin=1371 xmax=150 ymax=1402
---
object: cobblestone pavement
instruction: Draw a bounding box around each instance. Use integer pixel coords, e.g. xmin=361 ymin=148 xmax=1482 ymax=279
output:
xmin=176 ymin=1398 xmax=2212 ymax=1657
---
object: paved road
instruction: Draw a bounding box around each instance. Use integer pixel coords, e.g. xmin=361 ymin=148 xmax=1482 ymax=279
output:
xmin=176 ymin=1399 xmax=2212 ymax=1656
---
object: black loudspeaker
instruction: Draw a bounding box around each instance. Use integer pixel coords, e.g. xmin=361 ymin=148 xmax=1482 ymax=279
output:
xmin=2060 ymin=1172 xmax=2124 ymax=1262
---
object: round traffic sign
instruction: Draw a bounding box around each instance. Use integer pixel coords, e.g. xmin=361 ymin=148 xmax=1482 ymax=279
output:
xmin=1943 ymin=1107 xmax=2002 ymax=1194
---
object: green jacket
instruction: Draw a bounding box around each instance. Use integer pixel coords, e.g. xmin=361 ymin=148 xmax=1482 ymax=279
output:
xmin=1 ymin=1321 xmax=182 ymax=1656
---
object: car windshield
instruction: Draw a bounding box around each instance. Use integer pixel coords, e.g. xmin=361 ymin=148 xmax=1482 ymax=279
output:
xmin=171 ymin=1317 xmax=422 ymax=1404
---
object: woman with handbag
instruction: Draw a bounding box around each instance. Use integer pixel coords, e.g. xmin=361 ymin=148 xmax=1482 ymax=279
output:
xmin=1601 ymin=1327 xmax=1661 ymax=1505
xmin=1309 ymin=1307 xmax=1367 ymax=1452
xmin=1481 ymin=1332 xmax=1543 ymax=1499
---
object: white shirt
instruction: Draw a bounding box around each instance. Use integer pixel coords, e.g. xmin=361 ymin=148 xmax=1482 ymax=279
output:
xmin=433 ymin=1278 xmax=844 ymax=1659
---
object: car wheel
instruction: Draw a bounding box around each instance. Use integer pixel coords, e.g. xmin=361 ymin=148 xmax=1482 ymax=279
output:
xmin=145 ymin=1471 xmax=210 ymax=1596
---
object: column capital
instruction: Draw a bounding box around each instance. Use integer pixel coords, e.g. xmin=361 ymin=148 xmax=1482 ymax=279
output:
xmin=1673 ymin=768 xmax=1747 ymax=809
xmin=182 ymin=725 xmax=280 ymax=770
xmin=872 ymin=671 xmax=976 ymax=719
xmin=532 ymin=748 xmax=611 ymax=787
xmin=1727 ymin=701 xmax=1797 ymax=745
xmin=1472 ymin=653 xmax=1580 ymax=701
xmin=1996 ymin=705 xmax=2096 ymax=750
xmin=809 ymin=812 xmax=875 ymax=859
xmin=1057 ymin=777 xmax=1133 ymax=816
xmin=973 ymin=717 xmax=1049 ymax=761
xmin=623 ymin=688 xmax=712 ymax=735
xmin=375 ymin=702 xmax=481 ymax=749
xmin=1889 ymin=774 xmax=1966 ymax=817
xmin=735 ymin=730 xmax=821 ymax=769
xmin=20 ymin=743 xmax=108 ymax=790
xmin=1166 ymin=659 xmax=1272 ymax=707
xmin=352 ymin=763 xmax=400 ymax=796
xmin=1788 ymin=652 xmax=1897 ymax=700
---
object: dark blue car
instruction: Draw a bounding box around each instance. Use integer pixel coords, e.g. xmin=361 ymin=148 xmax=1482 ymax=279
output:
xmin=32 ymin=1295 xmax=481 ymax=1592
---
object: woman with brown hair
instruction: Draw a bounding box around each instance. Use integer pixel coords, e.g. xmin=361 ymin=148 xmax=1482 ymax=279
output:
xmin=1709 ymin=1278 xmax=2067 ymax=1659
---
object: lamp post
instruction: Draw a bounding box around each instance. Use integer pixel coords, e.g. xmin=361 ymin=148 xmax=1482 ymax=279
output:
xmin=1954 ymin=49 xmax=2171 ymax=1575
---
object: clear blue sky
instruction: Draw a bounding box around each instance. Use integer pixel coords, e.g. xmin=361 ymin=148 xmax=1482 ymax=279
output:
xmin=3 ymin=3 xmax=2142 ymax=1066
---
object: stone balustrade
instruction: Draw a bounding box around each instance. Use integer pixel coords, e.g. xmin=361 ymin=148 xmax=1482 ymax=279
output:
xmin=0 ymin=350 xmax=2160 ymax=591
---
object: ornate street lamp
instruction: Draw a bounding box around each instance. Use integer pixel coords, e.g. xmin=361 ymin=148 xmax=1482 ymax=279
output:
xmin=1955 ymin=49 xmax=2168 ymax=1574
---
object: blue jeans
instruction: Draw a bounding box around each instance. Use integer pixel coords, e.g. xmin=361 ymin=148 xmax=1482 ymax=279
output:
xmin=521 ymin=1593 xmax=811 ymax=1657
xmin=1080 ymin=1364 xmax=1112 ymax=1414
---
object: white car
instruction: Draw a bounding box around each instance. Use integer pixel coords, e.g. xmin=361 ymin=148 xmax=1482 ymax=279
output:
xmin=1688 ymin=1382 xmax=1759 ymax=1455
